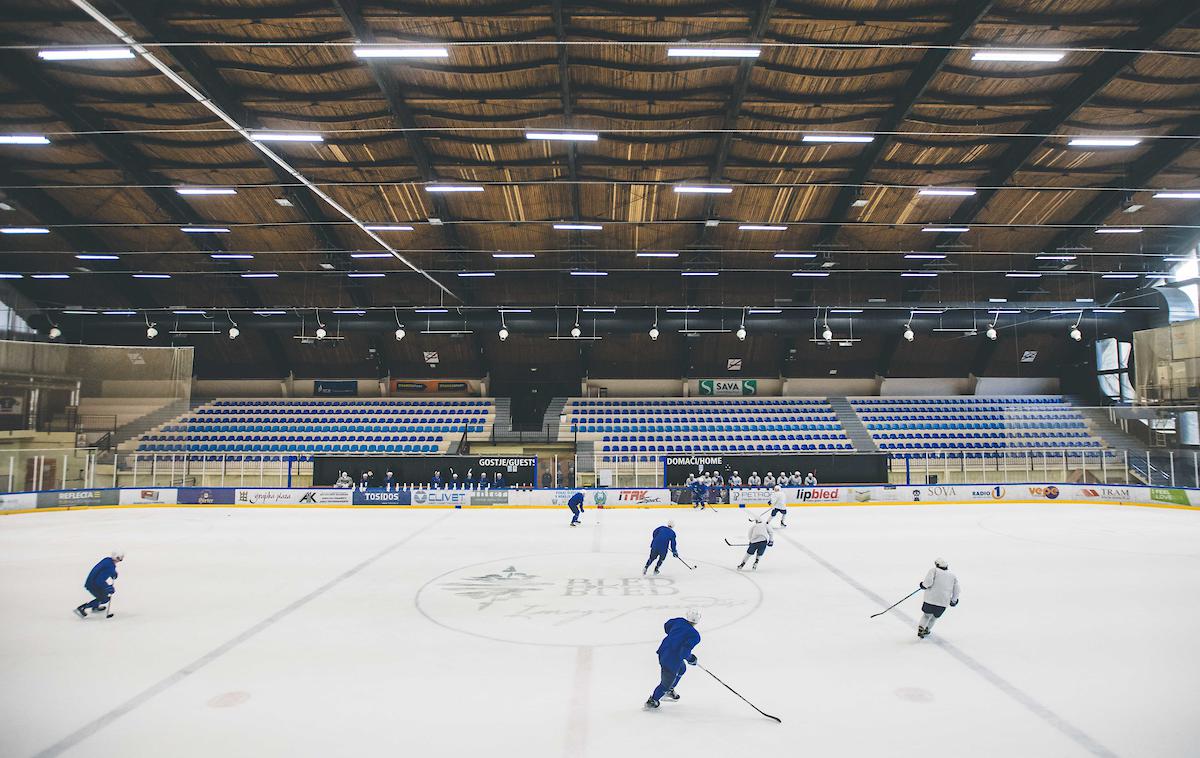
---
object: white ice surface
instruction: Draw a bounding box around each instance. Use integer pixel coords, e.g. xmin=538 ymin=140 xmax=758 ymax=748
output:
xmin=2 ymin=502 xmax=1199 ymax=758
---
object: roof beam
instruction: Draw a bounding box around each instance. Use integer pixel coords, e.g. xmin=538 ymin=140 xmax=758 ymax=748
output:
xmin=552 ymin=0 xmax=582 ymax=221
xmin=695 ymin=0 xmax=777 ymax=245
xmin=813 ymin=0 xmax=994 ymax=247
xmin=930 ymin=2 xmax=1200 ymax=250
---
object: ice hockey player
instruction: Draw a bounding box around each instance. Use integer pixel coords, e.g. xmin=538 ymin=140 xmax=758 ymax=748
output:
xmin=804 ymin=471 xmax=818 ymax=487
xmin=747 ymin=471 xmax=761 ymax=487
xmin=493 ymin=471 xmax=505 ymax=489
xmin=689 ymin=476 xmax=707 ymax=509
xmin=729 ymin=471 xmax=742 ymax=488
xmin=568 ymin=491 xmax=584 ymax=527
xmin=334 ymin=471 xmax=353 ymax=488
xmin=737 ymin=519 xmax=773 ymax=570
xmin=645 ymin=609 xmax=701 ymax=709
xmin=917 ymin=558 xmax=961 ymax=639
xmin=764 ymin=484 xmax=788 ymax=527
xmin=644 ymin=520 xmax=679 ymax=574
xmin=384 ymin=470 xmax=396 ymax=491
xmin=75 ymin=551 xmax=123 ymax=619
xmin=762 ymin=472 xmax=776 ymax=488
xmin=430 ymin=470 xmax=443 ymax=488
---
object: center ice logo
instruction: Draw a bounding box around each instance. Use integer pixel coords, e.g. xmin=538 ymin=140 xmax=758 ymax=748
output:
xmin=416 ymin=553 xmax=761 ymax=647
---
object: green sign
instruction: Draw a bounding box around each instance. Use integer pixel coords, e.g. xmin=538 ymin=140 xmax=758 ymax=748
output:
xmin=1150 ymin=488 xmax=1191 ymax=506
xmin=699 ymin=379 xmax=757 ymax=396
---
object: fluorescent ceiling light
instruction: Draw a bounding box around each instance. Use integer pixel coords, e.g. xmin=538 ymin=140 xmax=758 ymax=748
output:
xmin=851 ymin=199 xmax=869 ymax=207
xmin=553 ymin=223 xmax=603 ymax=230
xmin=0 ymin=273 xmax=24 ymax=279
xmin=1164 ymin=256 xmax=1197 ymax=262
xmin=901 ymin=272 xmax=938 ymax=277
xmin=582 ymin=307 xmax=616 ymax=313
xmin=102 ymin=310 xmax=136 ymax=315
xmin=425 ymin=185 xmax=484 ymax=193
xmin=457 ymin=272 xmax=496 ymax=277
xmin=63 ymin=310 xmax=98 ymax=314
xmin=38 ymin=47 xmax=134 ymax=61
xmin=1051 ymin=309 xmax=1083 ymax=314
xmin=905 ymin=254 xmax=946 ymax=259
xmin=1 ymin=227 xmax=49 ymax=234
xmin=347 ymin=272 xmax=385 ymax=278
xmin=971 ymin=50 xmax=1065 ymax=62
xmin=921 ymin=227 xmax=970 ymax=233
xmin=500 ymin=308 xmax=532 ymax=313
xmin=738 ymin=224 xmax=787 ymax=231
xmin=133 ymin=273 xmax=170 ymax=279
xmin=674 ymin=185 xmax=732 ymax=194
xmin=748 ymin=308 xmax=782 ymax=314
xmin=173 ymin=310 xmax=206 ymax=315
xmin=666 ymin=47 xmax=760 ymax=58
xmin=989 ymin=309 xmax=1020 ymax=314
xmin=918 ymin=188 xmax=976 ymax=196
xmin=350 ymin=253 xmax=391 ymax=259
xmin=363 ymin=225 xmax=414 ymax=231
xmin=830 ymin=308 xmax=864 ymax=314
xmin=1075 ymin=298 xmax=1094 ymax=303
xmin=681 ymin=271 xmax=718 ymax=277
xmin=176 ymin=187 xmax=237 ymax=195
xmin=1036 ymin=254 xmax=1076 ymax=261
xmin=0 ymin=135 xmax=50 ymax=145
xmin=210 ymin=253 xmax=253 ymax=259
xmin=1101 ymin=273 xmax=1138 ymax=279
xmin=353 ymin=46 xmax=448 ymax=59
xmin=254 ymin=310 xmax=286 ymax=316
xmin=249 ymin=132 xmax=323 ymax=143
xmin=1152 ymin=192 xmax=1200 ymax=199
xmin=774 ymin=253 xmax=816 ymax=259
xmin=1094 ymin=227 xmax=1142 ymax=234
xmin=180 ymin=227 xmax=229 ymax=233
xmin=910 ymin=309 xmax=945 ymax=315
xmin=1093 ymin=308 xmax=1126 ymax=313
xmin=1067 ymin=137 xmax=1142 ymax=148
xmin=241 ymin=273 xmax=278 ymax=278
xmin=989 ymin=298 xmax=1008 ymax=303
xmin=526 ymin=132 xmax=599 ymax=142
xmin=32 ymin=274 xmax=69 ymax=279
xmin=1006 ymin=272 xmax=1043 ymax=278
xmin=667 ymin=308 xmax=699 ymax=313
xmin=492 ymin=253 xmax=536 ymax=258
xmin=414 ymin=308 xmax=448 ymax=313
xmin=792 ymin=271 xmax=830 ymax=277
xmin=570 ymin=271 xmax=607 ymax=276
xmin=333 ymin=309 xmax=366 ymax=315
xmin=637 ymin=252 xmax=679 ymax=258
xmin=76 ymin=254 xmax=119 ymax=260
xmin=802 ymin=134 xmax=874 ymax=143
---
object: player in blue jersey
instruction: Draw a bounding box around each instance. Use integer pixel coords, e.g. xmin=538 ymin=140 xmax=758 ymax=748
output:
xmin=646 ymin=610 xmax=701 ymax=708
xmin=74 ymin=551 xmax=123 ymax=619
xmin=567 ymin=491 xmax=584 ymax=526
xmin=643 ymin=521 xmax=678 ymax=575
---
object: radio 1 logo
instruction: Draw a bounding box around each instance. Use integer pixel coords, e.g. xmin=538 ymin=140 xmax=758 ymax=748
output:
xmin=970 ymin=486 xmax=1006 ymax=500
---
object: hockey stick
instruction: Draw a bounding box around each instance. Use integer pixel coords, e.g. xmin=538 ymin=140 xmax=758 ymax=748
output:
xmin=697 ymin=664 xmax=781 ymax=723
xmin=724 ymin=539 xmax=749 ymax=547
xmin=674 ymin=554 xmax=697 ymax=570
xmin=105 ymin=596 xmax=114 ymax=619
xmin=869 ymin=588 xmax=920 ymax=619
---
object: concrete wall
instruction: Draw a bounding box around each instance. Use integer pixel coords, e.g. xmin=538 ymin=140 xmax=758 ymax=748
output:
xmin=974 ymin=376 xmax=1060 ymax=395
xmin=783 ymin=378 xmax=880 ymax=396
xmin=880 ymin=377 xmax=975 ymax=396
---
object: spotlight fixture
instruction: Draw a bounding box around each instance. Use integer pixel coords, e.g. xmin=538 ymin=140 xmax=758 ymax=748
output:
xmin=498 ymin=327 xmax=509 ymax=341
xmin=393 ymin=308 xmax=406 ymax=341
xmin=1069 ymin=326 xmax=1082 ymax=342
xmin=315 ymin=327 xmax=327 ymax=340
xmin=48 ymin=326 xmax=61 ymax=340
xmin=736 ymin=326 xmax=747 ymax=341
xmin=146 ymin=325 xmax=158 ymax=339
xmin=822 ymin=325 xmax=833 ymax=341
xmin=228 ymin=326 xmax=240 ymax=340
xmin=650 ymin=308 xmax=660 ymax=340
xmin=570 ymin=324 xmax=582 ymax=338
xmin=395 ymin=328 xmax=406 ymax=341
xmin=985 ymin=326 xmax=998 ymax=341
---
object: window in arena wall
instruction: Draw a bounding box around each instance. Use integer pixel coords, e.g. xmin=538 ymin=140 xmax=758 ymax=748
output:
xmin=0 ymin=295 xmax=34 ymax=338
xmin=1170 ymin=251 xmax=1199 ymax=314
xmin=1096 ymin=338 xmax=1133 ymax=403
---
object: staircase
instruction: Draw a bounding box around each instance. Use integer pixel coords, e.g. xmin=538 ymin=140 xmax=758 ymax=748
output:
xmin=828 ymin=396 xmax=877 ymax=452
xmin=108 ymin=399 xmax=193 ymax=458
xmin=542 ymin=397 xmax=568 ymax=442
xmin=1072 ymin=403 xmax=1164 ymax=485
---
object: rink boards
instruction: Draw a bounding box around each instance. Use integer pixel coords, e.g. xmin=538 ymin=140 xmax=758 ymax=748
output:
xmin=1 ymin=482 xmax=1198 ymax=512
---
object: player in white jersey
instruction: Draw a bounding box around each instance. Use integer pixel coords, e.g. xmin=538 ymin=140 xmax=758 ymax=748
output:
xmin=917 ymin=558 xmax=961 ymax=638
xmin=747 ymin=471 xmax=761 ymax=487
xmin=764 ymin=484 xmax=788 ymax=527
xmin=737 ymin=518 xmax=774 ymax=571
xmin=762 ymin=472 xmax=776 ymax=488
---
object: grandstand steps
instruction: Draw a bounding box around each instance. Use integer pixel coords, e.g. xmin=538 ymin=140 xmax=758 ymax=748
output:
xmin=110 ymin=399 xmax=192 ymax=451
xmin=828 ymin=397 xmax=877 ymax=452
xmin=1074 ymin=405 xmax=1156 ymax=484
xmin=543 ymin=398 xmax=568 ymax=441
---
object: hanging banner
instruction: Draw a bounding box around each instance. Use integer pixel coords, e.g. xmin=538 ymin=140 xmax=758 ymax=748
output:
xmin=314 ymin=380 xmax=358 ymax=396
xmin=391 ymin=379 xmax=474 ymax=394
xmin=698 ymin=379 xmax=757 ymax=396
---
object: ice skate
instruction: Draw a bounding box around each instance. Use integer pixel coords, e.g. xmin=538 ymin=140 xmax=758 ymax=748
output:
xmin=73 ymin=605 xmax=88 ymax=619
xmin=736 ymin=562 xmax=745 ymax=570
xmin=653 ymin=568 xmax=660 ymax=575
xmin=752 ymin=560 xmax=759 ymax=570
xmin=662 ymin=690 xmax=680 ymax=701
xmin=644 ymin=698 xmax=660 ymax=709
xmin=642 ymin=566 xmax=648 ymax=575
xmin=917 ymin=627 xmax=929 ymax=639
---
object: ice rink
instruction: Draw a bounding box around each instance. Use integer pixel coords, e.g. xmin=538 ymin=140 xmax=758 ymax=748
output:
xmin=2 ymin=500 xmax=1199 ymax=758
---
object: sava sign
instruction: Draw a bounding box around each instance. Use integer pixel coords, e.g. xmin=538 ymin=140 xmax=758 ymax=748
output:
xmin=698 ymin=379 xmax=757 ymax=396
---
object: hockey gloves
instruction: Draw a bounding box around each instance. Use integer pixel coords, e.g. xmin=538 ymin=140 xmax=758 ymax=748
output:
xmin=687 ymin=655 xmax=698 ymax=665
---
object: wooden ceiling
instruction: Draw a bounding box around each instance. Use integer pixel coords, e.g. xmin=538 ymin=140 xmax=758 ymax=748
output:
xmin=0 ymin=0 xmax=1197 ymax=375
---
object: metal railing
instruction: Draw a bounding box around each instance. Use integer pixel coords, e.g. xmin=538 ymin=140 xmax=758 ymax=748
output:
xmin=0 ymin=447 xmax=99 ymax=492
